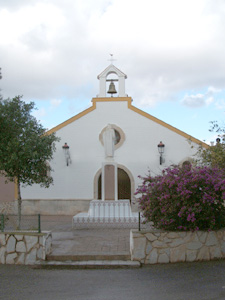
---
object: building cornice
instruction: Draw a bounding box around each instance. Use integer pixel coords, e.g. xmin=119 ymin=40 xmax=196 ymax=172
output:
xmin=47 ymin=97 xmax=209 ymax=148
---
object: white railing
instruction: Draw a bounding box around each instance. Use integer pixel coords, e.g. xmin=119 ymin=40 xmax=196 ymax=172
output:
xmin=73 ymin=200 xmax=139 ymax=228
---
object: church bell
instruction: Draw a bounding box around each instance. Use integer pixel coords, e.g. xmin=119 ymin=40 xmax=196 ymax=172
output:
xmin=107 ymin=81 xmax=117 ymax=96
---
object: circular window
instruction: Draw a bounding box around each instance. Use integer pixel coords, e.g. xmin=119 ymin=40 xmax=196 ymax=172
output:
xmin=99 ymin=124 xmax=125 ymax=150
xmin=115 ymin=130 xmax=121 ymax=145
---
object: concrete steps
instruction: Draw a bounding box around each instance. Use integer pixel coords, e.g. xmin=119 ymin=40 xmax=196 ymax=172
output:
xmin=46 ymin=254 xmax=131 ymax=261
xmin=39 ymin=254 xmax=141 ymax=269
xmin=37 ymin=228 xmax=141 ymax=269
xmin=35 ymin=260 xmax=141 ymax=269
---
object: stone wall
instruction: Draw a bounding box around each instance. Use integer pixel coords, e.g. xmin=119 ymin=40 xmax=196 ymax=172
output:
xmin=0 ymin=232 xmax=52 ymax=264
xmin=130 ymin=229 xmax=225 ymax=264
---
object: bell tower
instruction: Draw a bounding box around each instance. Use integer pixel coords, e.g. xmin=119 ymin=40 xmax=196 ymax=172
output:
xmin=97 ymin=63 xmax=127 ymax=98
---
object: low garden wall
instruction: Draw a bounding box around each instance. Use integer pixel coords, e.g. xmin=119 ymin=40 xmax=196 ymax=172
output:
xmin=130 ymin=229 xmax=225 ymax=264
xmin=0 ymin=231 xmax=52 ymax=264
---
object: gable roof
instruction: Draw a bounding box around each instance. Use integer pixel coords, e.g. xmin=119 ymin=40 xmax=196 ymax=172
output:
xmin=97 ymin=64 xmax=127 ymax=79
xmin=47 ymin=97 xmax=209 ymax=148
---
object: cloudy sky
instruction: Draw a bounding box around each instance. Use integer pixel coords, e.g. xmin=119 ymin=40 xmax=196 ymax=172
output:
xmin=1 ymin=0 xmax=225 ymax=144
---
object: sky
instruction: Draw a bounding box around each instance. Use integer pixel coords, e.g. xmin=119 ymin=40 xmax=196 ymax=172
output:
xmin=1 ymin=0 xmax=225 ymax=145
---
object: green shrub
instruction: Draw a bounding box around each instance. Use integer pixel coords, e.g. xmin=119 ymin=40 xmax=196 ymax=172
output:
xmin=136 ymin=165 xmax=225 ymax=231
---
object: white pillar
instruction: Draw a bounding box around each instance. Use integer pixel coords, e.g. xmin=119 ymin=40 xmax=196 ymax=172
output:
xmin=101 ymin=163 xmax=105 ymax=201
xmin=118 ymin=76 xmax=126 ymax=97
xmin=98 ymin=77 xmax=106 ymax=97
xmin=101 ymin=162 xmax=118 ymax=201
xmin=114 ymin=165 xmax=118 ymax=201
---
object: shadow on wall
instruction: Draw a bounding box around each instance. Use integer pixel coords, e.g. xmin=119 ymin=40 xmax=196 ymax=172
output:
xmin=0 ymin=175 xmax=15 ymax=203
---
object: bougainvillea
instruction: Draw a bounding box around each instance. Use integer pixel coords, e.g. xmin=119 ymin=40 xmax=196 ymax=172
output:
xmin=136 ymin=165 xmax=225 ymax=231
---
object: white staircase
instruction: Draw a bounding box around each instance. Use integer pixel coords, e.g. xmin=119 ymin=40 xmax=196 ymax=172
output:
xmin=73 ymin=200 xmax=139 ymax=228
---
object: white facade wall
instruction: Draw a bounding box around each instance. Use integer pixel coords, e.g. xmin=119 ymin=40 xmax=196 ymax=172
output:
xmin=21 ymin=98 xmax=199 ymax=206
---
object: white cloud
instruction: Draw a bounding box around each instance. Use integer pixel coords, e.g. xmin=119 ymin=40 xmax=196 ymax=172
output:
xmin=181 ymin=93 xmax=205 ymax=108
xmin=206 ymin=97 xmax=214 ymax=106
xmin=1 ymin=0 xmax=225 ymax=109
xmin=215 ymin=99 xmax=225 ymax=111
xmin=50 ymin=99 xmax=62 ymax=108
xmin=207 ymin=86 xmax=221 ymax=95
xmin=181 ymin=86 xmax=221 ymax=108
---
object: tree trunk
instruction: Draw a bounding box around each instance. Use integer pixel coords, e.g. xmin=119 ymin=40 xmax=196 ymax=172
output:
xmin=17 ymin=180 xmax=22 ymax=229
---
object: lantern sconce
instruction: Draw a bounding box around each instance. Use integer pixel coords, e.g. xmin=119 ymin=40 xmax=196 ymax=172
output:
xmin=158 ymin=141 xmax=165 ymax=165
xmin=62 ymin=142 xmax=71 ymax=166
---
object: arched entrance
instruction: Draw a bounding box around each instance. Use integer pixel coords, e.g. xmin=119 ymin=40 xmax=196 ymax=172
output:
xmin=98 ymin=168 xmax=131 ymax=200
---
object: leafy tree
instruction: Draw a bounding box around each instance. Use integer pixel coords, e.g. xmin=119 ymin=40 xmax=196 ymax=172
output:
xmin=197 ymin=121 xmax=225 ymax=169
xmin=0 ymin=67 xmax=2 ymax=99
xmin=209 ymin=121 xmax=225 ymax=142
xmin=0 ymin=96 xmax=60 ymax=225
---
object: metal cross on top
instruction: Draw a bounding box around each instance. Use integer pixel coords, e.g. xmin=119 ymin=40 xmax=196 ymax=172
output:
xmin=108 ymin=54 xmax=116 ymax=64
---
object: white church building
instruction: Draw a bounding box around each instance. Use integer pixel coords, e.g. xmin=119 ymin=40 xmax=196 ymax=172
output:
xmin=20 ymin=64 xmax=206 ymax=216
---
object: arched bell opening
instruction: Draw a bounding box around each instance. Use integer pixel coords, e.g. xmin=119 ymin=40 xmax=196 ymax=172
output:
xmin=106 ymin=72 xmax=118 ymax=97
xmin=97 ymin=63 xmax=127 ymax=97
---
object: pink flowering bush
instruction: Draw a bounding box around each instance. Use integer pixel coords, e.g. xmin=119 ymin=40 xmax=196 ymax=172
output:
xmin=136 ymin=165 xmax=225 ymax=231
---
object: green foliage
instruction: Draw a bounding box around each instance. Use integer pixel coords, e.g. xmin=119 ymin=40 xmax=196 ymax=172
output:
xmin=0 ymin=96 xmax=60 ymax=187
xmin=136 ymin=165 xmax=225 ymax=231
xmin=197 ymin=121 xmax=225 ymax=169
xmin=209 ymin=121 xmax=225 ymax=141
xmin=197 ymin=142 xmax=225 ymax=169
xmin=0 ymin=67 xmax=2 ymax=99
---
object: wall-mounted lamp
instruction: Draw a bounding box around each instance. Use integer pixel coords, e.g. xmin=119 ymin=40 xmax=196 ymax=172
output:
xmin=62 ymin=142 xmax=71 ymax=166
xmin=158 ymin=141 xmax=165 ymax=165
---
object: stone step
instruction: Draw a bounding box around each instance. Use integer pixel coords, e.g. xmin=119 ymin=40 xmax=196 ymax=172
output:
xmin=34 ymin=260 xmax=141 ymax=269
xmin=46 ymin=254 xmax=131 ymax=261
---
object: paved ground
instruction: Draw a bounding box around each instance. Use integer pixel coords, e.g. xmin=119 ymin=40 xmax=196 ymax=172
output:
xmin=41 ymin=215 xmax=130 ymax=256
xmin=40 ymin=215 xmax=75 ymax=231
xmin=1 ymin=261 xmax=225 ymax=300
xmin=1 ymin=216 xmax=225 ymax=299
xmin=50 ymin=229 xmax=130 ymax=256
